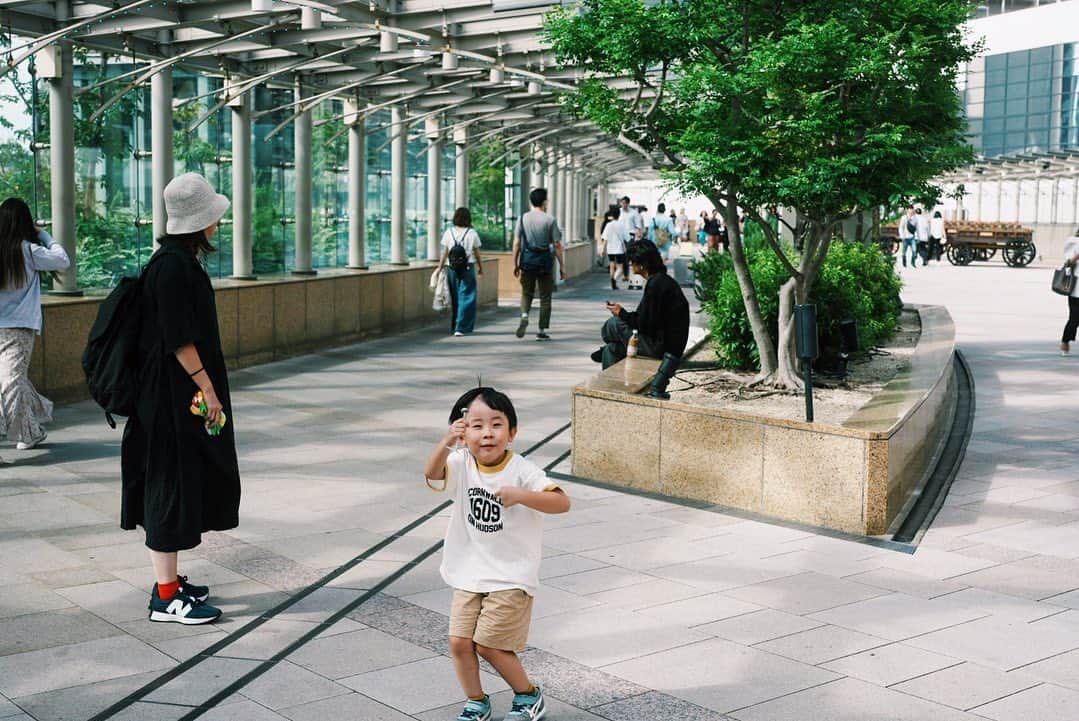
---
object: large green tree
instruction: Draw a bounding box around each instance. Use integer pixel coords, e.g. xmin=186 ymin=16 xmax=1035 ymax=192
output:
xmin=548 ymin=0 xmax=977 ymax=386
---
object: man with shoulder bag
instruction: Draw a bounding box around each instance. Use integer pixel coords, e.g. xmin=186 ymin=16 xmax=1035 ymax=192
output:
xmin=513 ymin=188 xmax=567 ymax=341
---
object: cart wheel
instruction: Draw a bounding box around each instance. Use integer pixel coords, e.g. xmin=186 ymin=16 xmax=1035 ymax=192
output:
xmin=951 ymin=244 xmax=974 ymax=265
xmin=879 ymin=237 xmax=898 ymax=255
xmin=1003 ymin=240 xmax=1036 ymax=268
xmin=974 ymin=247 xmax=997 ymax=262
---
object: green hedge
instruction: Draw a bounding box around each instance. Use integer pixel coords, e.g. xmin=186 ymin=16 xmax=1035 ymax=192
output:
xmin=694 ymin=238 xmax=902 ymax=371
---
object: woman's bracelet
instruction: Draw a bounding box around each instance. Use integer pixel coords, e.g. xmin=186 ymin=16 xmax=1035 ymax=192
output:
xmin=189 ymin=367 xmax=205 ymax=378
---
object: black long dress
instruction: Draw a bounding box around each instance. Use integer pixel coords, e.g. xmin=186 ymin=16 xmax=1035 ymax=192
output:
xmin=120 ymin=241 xmax=241 ymax=552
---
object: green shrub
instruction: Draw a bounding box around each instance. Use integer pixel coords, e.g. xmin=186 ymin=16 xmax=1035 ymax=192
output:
xmin=702 ymin=240 xmax=902 ymax=371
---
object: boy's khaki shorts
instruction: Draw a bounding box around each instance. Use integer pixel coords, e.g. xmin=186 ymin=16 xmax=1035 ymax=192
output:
xmin=449 ymin=588 xmax=534 ymax=652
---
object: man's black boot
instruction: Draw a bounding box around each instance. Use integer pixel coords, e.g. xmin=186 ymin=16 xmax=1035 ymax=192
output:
xmin=646 ymin=353 xmax=681 ymax=400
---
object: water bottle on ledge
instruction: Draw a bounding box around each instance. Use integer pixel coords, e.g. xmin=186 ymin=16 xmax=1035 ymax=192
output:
xmin=627 ymin=330 xmax=639 ymax=358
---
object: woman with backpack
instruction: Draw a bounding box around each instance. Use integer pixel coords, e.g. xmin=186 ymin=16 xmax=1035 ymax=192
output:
xmin=0 ymin=197 xmax=70 ymax=459
xmin=121 ymin=173 xmax=240 ymax=625
xmin=436 ymin=207 xmax=484 ymax=336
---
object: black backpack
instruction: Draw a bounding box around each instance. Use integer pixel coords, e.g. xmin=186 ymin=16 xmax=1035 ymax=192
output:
xmin=519 ymin=221 xmax=553 ymax=274
xmin=447 ymin=230 xmax=470 ymax=274
xmin=82 ymin=251 xmax=168 ymax=428
xmin=906 ymin=218 xmax=917 ymax=235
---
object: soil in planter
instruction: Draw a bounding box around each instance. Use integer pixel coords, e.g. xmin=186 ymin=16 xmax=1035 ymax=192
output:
xmin=670 ymin=309 xmax=921 ymax=426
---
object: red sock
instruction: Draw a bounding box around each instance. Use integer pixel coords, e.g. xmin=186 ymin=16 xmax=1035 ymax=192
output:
xmin=158 ymin=579 xmax=181 ymax=600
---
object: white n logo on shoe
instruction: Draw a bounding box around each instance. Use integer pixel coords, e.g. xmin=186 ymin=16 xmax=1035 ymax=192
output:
xmin=166 ymin=598 xmax=191 ymax=616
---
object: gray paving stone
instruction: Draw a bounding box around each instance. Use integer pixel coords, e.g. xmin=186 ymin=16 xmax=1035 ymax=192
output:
xmin=215 ymin=618 xmax=324 ymax=661
xmin=820 ymin=643 xmax=963 ymax=687
xmin=276 ymin=586 xmax=364 ymax=623
xmin=200 ymin=698 xmax=290 ymax=720
xmin=514 ymin=648 xmax=649 ymax=709
xmin=753 ymin=624 xmax=889 ymax=665
xmin=843 ymin=567 xmax=969 ymax=600
xmin=930 ymin=587 xmax=1065 ymax=622
xmin=725 ymin=572 xmax=889 ymax=615
xmin=146 ymin=656 xmax=261 ymax=706
xmin=696 ymin=609 xmax=825 ymax=646
xmin=8 ymin=670 xmax=163 ymax=721
xmin=357 ymin=601 xmax=453 ymax=655
xmin=729 ymin=677 xmax=984 ymax=721
xmin=1019 ymin=648 xmax=1079 ymax=690
xmin=0 ymin=607 xmax=122 ymax=656
xmin=343 ymin=592 xmax=412 ymax=621
xmin=906 ymin=615 xmax=1079 ymax=671
xmin=528 ymin=604 xmax=711 ymax=667
xmin=808 ymin=592 xmax=987 ymax=641
xmin=602 ymin=637 xmax=838 ymax=714
xmin=287 ymin=627 xmax=434 ymax=679
xmin=239 ymin=660 xmax=351 ymax=710
xmin=634 ymin=592 xmax=763 ymax=627
xmin=0 ymin=582 xmax=74 ymax=619
xmin=650 ymin=554 xmax=804 ymax=593
xmin=948 ymin=556 xmax=1079 ymax=601
xmin=230 ymin=557 xmax=328 ymax=592
xmin=337 ymin=655 xmax=508 ymax=715
xmin=893 ymin=661 xmax=1041 ymax=710
xmin=277 ymin=692 xmax=415 ymax=721
xmin=0 ymin=697 xmax=22 ymax=718
xmin=152 ymin=628 xmax=231 ymax=661
xmin=544 ymin=566 xmax=658 ymax=596
xmin=971 ymin=683 xmax=1079 ymax=721
xmin=591 ymin=691 xmax=734 ymax=721
xmin=106 ymin=701 xmax=190 ymax=721
xmin=53 ymin=579 xmax=150 ymax=623
xmin=538 ymin=553 xmax=609 ymax=579
xmin=0 ymin=635 xmax=172 ymax=698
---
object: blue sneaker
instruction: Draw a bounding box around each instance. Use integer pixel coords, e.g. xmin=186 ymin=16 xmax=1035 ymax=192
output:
xmin=504 ymin=687 xmax=546 ymax=720
xmin=148 ymin=587 xmax=221 ymax=625
xmin=456 ymin=696 xmax=491 ymax=721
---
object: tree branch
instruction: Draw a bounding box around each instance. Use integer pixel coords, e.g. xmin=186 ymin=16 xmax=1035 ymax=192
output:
xmin=642 ymin=60 xmax=669 ymax=121
xmin=745 ymin=205 xmax=800 ymax=279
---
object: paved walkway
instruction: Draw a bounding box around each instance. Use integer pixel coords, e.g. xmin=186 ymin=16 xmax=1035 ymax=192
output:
xmin=1 ymin=260 xmax=1077 ymax=721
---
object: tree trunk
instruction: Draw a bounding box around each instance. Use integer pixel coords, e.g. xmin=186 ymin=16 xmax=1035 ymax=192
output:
xmin=714 ymin=195 xmax=777 ymax=380
xmin=773 ymin=276 xmax=804 ymax=389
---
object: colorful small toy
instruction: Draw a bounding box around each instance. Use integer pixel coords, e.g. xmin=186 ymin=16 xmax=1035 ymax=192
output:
xmin=189 ymin=391 xmax=227 ymax=436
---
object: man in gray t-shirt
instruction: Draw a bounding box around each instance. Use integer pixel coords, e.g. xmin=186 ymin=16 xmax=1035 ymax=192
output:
xmin=512 ymin=187 xmax=566 ymax=340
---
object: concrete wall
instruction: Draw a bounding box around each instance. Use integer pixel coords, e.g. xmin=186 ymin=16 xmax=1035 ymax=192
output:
xmin=572 ymin=304 xmax=957 ymax=536
xmin=31 ymin=260 xmax=499 ymax=404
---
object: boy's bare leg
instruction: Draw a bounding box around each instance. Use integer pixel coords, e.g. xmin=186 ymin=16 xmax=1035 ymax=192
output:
xmin=476 ymin=646 xmax=531 ymax=693
xmin=449 ymin=636 xmax=485 ymax=698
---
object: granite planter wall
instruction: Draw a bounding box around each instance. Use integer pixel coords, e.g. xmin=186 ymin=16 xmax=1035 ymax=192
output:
xmin=572 ymin=305 xmax=957 ymax=536
xmin=31 ymin=260 xmax=498 ymax=404
xmin=486 ymin=240 xmax=595 ymax=301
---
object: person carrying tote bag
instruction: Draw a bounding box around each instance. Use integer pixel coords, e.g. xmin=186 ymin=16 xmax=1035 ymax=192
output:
xmin=1059 ymin=231 xmax=1079 ymax=356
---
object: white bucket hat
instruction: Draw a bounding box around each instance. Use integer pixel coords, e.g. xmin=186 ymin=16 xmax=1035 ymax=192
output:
xmin=164 ymin=172 xmax=230 ymax=235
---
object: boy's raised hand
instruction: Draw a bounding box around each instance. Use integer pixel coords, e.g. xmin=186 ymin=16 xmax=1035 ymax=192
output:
xmin=446 ymin=418 xmax=467 ymax=446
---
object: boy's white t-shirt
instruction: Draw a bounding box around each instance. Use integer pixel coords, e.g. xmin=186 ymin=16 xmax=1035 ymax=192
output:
xmin=439 ymin=450 xmax=559 ymax=596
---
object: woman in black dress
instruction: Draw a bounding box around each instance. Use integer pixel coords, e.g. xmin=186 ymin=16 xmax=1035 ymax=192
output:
xmin=121 ymin=172 xmax=240 ymax=625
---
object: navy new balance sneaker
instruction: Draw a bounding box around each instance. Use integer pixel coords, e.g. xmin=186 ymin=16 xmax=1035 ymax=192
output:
xmin=148 ymin=586 xmax=221 ymax=625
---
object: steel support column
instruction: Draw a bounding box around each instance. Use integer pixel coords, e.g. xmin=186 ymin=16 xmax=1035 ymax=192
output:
xmin=150 ymin=58 xmax=172 ymax=242
xmin=454 ymin=126 xmax=469 ymax=209
xmin=230 ymin=90 xmax=254 ymax=278
xmin=47 ymin=1 xmax=78 ymax=294
xmin=547 ymin=147 xmax=558 ymax=213
xmin=426 ymin=117 xmax=442 ymax=261
xmin=390 ymin=105 xmax=407 ymax=265
xmin=293 ymin=77 xmax=315 ymax=274
xmin=346 ymin=101 xmax=366 ymax=269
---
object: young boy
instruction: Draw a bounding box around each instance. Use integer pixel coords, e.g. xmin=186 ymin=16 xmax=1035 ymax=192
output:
xmin=424 ymin=387 xmax=571 ymax=721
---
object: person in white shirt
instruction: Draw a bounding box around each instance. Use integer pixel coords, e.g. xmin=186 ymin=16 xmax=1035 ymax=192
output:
xmin=618 ymin=197 xmax=645 ymax=289
xmin=928 ymin=211 xmax=947 ymax=263
xmin=1060 ymin=232 xmax=1079 ymax=355
xmin=0 ymin=197 xmax=70 ymax=458
xmin=602 ymin=207 xmax=627 ymax=290
xmin=424 ymin=386 xmax=570 ymax=721
xmin=914 ymin=207 xmax=931 ymax=265
xmin=436 ymin=207 xmax=484 ymax=336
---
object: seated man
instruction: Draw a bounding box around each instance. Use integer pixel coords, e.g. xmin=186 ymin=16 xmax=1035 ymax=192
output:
xmin=592 ymin=240 xmax=691 ymax=399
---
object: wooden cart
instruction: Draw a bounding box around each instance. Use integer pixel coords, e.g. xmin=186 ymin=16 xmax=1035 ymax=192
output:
xmin=945 ymin=221 xmax=1036 ymax=268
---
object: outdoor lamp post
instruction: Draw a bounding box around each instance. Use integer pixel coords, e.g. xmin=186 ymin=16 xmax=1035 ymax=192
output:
xmin=794 ymin=304 xmax=819 ymax=422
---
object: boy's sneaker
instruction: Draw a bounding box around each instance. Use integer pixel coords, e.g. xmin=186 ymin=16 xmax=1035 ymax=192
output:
xmin=456 ymin=696 xmax=492 ymax=721
xmin=504 ymin=687 xmax=546 ymax=720
xmin=148 ymin=586 xmax=221 ymax=625
xmin=515 ymin=314 xmax=529 ymax=338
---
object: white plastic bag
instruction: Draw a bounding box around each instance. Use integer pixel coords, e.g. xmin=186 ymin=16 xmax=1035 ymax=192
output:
xmin=552 ymin=256 xmax=564 ymax=287
xmin=430 ymin=268 xmax=450 ymax=311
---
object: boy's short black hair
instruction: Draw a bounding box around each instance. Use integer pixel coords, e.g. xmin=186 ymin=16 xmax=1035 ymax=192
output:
xmin=529 ymin=188 xmax=547 ymax=208
xmin=450 ymin=387 xmax=518 ymax=429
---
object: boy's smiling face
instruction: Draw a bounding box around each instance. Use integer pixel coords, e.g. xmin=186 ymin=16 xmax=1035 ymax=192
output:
xmin=463 ymin=397 xmax=517 ymax=467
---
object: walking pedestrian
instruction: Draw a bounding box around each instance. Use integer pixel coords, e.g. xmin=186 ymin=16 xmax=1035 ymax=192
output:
xmin=121 ymin=172 xmax=240 ymax=625
xmin=1060 ymin=231 xmax=1079 ymax=356
xmin=647 ymin=202 xmax=677 ymax=260
xmin=898 ymin=205 xmax=919 ymax=268
xmin=0 ymin=197 xmax=70 ymax=459
xmin=703 ymin=211 xmax=722 ymax=253
xmin=603 ymin=207 xmax=627 ymax=289
xmin=437 ymin=207 xmax=484 ymax=336
xmin=929 ymin=211 xmax=947 ymax=262
xmin=423 ymin=386 xmax=570 ymax=721
xmin=915 ymin=207 xmax=931 ymax=264
xmin=513 ymin=188 xmax=566 ymax=341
